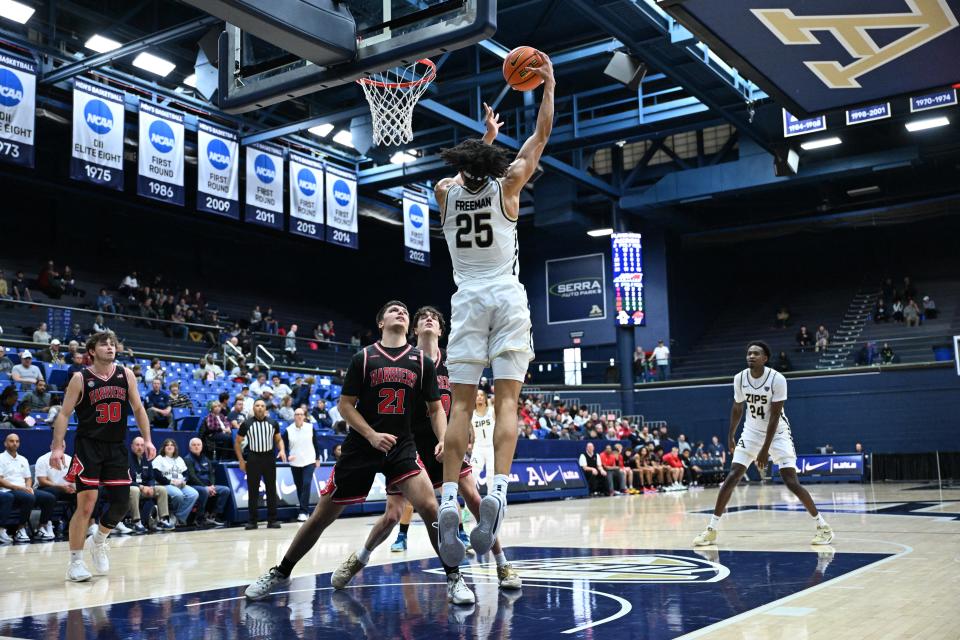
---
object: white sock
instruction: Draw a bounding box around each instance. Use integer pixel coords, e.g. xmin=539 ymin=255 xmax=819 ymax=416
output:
xmin=814 ymin=513 xmax=828 ymax=527
xmin=70 ymin=550 xmax=83 ymax=562
xmin=441 ymin=482 xmax=459 ymax=504
xmin=356 ymin=546 xmax=371 ymax=565
xmin=93 ymin=528 xmax=109 ymax=544
xmin=492 ymin=474 xmax=510 ymax=497
xmin=494 ymin=551 xmax=507 ymax=567
xmin=708 ymin=515 xmax=721 ymax=530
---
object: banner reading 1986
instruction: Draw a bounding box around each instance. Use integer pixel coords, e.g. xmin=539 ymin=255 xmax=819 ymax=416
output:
xmin=137 ymin=102 xmax=184 ymax=206
xmin=288 ymin=152 xmax=324 ymax=240
xmin=197 ymin=120 xmax=239 ymax=219
xmin=244 ymin=142 xmax=284 ymax=230
xmin=325 ymin=165 xmax=358 ymax=249
xmin=402 ymin=190 xmax=430 ymax=266
xmin=71 ymin=79 xmax=125 ymax=191
xmin=0 ymin=53 xmax=36 ymax=168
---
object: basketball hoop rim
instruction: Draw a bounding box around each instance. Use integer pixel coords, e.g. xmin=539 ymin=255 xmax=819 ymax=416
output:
xmin=357 ymin=58 xmax=436 ymax=89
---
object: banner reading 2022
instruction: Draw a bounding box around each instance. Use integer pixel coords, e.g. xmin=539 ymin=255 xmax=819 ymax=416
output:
xmin=0 ymin=53 xmax=36 ymax=168
xmin=244 ymin=142 xmax=284 ymax=230
xmin=325 ymin=165 xmax=358 ymax=249
xmin=137 ymin=102 xmax=184 ymax=206
xmin=71 ymin=79 xmax=124 ymax=191
xmin=403 ymin=190 xmax=430 ymax=266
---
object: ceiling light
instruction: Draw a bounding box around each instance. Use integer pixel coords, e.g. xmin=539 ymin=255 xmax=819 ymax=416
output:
xmin=308 ymin=123 xmax=334 ymax=138
xmin=390 ymin=151 xmax=416 ymax=164
xmin=85 ymin=34 xmax=121 ymax=53
xmin=587 ymin=228 xmax=614 ymax=237
xmin=332 ymin=130 xmax=354 ymax=148
xmin=132 ymin=52 xmax=176 ymax=77
xmin=800 ymin=137 xmax=842 ymax=150
xmin=905 ymin=116 xmax=949 ymax=132
xmin=0 ymin=0 xmax=35 ymax=24
xmin=182 ymin=74 xmax=197 ymax=88
xmin=847 ymin=185 xmax=881 ymax=197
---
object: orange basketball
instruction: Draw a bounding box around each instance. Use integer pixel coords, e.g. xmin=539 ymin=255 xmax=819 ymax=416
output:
xmin=502 ymin=46 xmax=544 ymax=91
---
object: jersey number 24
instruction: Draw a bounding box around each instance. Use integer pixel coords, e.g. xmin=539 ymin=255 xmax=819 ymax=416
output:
xmin=455 ymin=213 xmax=493 ymax=248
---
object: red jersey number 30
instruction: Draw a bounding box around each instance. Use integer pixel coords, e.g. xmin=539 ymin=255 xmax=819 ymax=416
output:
xmin=95 ymin=402 xmax=122 ymax=423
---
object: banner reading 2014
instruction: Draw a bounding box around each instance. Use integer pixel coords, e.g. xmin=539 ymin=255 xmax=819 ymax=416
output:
xmin=402 ymin=190 xmax=430 ymax=266
xmin=288 ymin=152 xmax=324 ymax=240
xmin=71 ymin=79 xmax=124 ymax=191
xmin=197 ymin=120 xmax=239 ymax=219
xmin=325 ymin=165 xmax=358 ymax=249
xmin=244 ymin=142 xmax=284 ymax=230
xmin=137 ymin=102 xmax=184 ymax=206
xmin=0 ymin=53 xmax=36 ymax=168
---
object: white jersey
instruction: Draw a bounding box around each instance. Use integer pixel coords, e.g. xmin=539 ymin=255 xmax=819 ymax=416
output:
xmin=471 ymin=406 xmax=496 ymax=447
xmin=442 ymin=178 xmax=518 ymax=287
xmin=733 ymin=367 xmax=790 ymax=436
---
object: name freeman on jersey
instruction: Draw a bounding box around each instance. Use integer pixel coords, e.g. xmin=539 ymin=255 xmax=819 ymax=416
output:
xmin=369 ymin=367 xmax=419 ymax=388
xmin=454 ymin=196 xmax=492 ymax=211
xmin=88 ymin=386 xmax=128 ymax=403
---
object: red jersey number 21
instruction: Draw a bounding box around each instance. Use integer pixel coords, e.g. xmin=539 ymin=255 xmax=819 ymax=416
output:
xmin=378 ymin=389 xmax=406 ymax=415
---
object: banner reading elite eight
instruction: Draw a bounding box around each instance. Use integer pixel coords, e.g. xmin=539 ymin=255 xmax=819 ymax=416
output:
xmin=197 ymin=120 xmax=239 ymax=219
xmin=402 ymin=190 xmax=430 ymax=266
xmin=244 ymin=142 xmax=284 ymax=230
xmin=288 ymin=152 xmax=324 ymax=240
xmin=325 ymin=165 xmax=358 ymax=249
xmin=137 ymin=101 xmax=184 ymax=206
xmin=0 ymin=53 xmax=36 ymax=168
xmin=71 ymin=79 xmax=124 ymax=190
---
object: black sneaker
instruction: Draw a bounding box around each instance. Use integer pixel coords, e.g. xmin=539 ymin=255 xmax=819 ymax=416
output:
xmin=245 ymin=522 xmax=259 ymax=530
xmin=266 ymin=522 xmax=281 ymax=529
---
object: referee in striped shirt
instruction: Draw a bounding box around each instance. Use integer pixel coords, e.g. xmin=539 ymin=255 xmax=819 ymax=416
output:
xmin=235 ymin=399 xmax=287 ymax=530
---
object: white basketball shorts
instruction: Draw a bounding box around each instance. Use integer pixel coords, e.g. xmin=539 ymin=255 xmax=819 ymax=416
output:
xmin=732 ymin=429 xmax=797 ymax=470
xmin=446 ymin=278 xmax=534 ymax=385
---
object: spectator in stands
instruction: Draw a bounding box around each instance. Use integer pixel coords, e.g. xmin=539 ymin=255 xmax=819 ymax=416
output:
xmin=145 ymin=378 xmax=172 ymax=428
xmin=228 ymin=397 xmax=247 ymax=431
xmin=796 ymin=325 xmax=813 ymax=352
xmin=599 ymin=444 xmax=626 ymax=495
xmin=815 ymin=325 xmax=830 ymax=353
xmin=774 ymin=350 xmax=792 ymax=372
xmin=0 ymin=270 xmax=9 ymax=303
xmin=290 ymin=377 xmax=311 ymax=410
xmin=855 ymin=341 xmax=877 ymax=366
xmin=67 ymin=324 xmax=86 ymax=345
xmin=271 ymin=375 xmax=292 ymax=402
xmin=578 ymin=442 xmax=607 ymax=496
xmin=11 ymin=271 xmax=31 ymax=303
xmin=96 ymin=288 xmax=116 ymax=314
xmin=661 ymin=446 xmax=686 ymax=491
xmin=202 ymin=355 xmax=224 ymax=380
xmin=39 ymin=339 xmax=64 ymax=365
xmin=708 ymin=435 xmax=726 ymax=466
xmin=185 ymin=438 xmax=229 ymax=527
xmin=250 ymin=305 xmax=263 ymax=332
xmin=284 ymin=408 xmax=320 ymax=521
xmin=37 ymin=261 xmax=64 ymax=299
xmin=633 ymin=346 xmax=649 ymax=384
xmin=34 ymin=447 xmax=74 ymax=538
xmin=633 ymin=446 xmax=655 ymax=492
xmin=616 ymin=418 xmax=633 ymax=440
xmin=119 ymin=272 xmax=139 ymax=299
xmin=167 ymin=381 xmax=193 ymax=410
xmin=131 ymin=364 xmax=143 ymax=385
xmin=32 ymin=322 xmax=51 ymax=345
xmin=874 ymin=298 xmax=888 ymax=322
xmin=278 ymin=396 xmax=295 ymax=422
xmin=775 ymin=306 xmax=791 ymax=328
xmin=202 ymin=401 xmax=234 ymax=459
xmin=152 ymin=438 xmax=199 ymax=527
xmin=250 ymin=373 xmax=271 ymax=398
xmin=325 ymin=321 xmax=337 ymax=343
xmin=538 ymin=408 xmax=558 ymax=436
xmin=144 ymin=359 xmax=165 ymax=386
xmin=0 ymin=433 xmax=56 ymax=542
xmin=11 ymin=351 xmax=43 ymax=388
xmin=903 ymin=276 xmax=917 ymax=301
xmin=677 ymin=434 xmax=691 ymax=454
xmin=284 ymin=324 xmax=299 ymax=364
xmin=350 ymin=331 xmax=361 ymax=349
xmin=66 ymin=352 xmax=85 ymax=376
xmin=169 ymin=307 xmax=188 ymax=339
xmin=880 ymin=342 xmax=896 ymax=364
xmin=652 ymin=340 xmax=671 ymax=381
xmin=0 ymin=348 xmax=12 ymax=374
xmin=613 ymin=443 xmax=637 ymax=493
xmin=263 ymin=310 xmax=278 ymax=335
xmin=922 ymin=295 xmax=937 ymax=320
xmin=680 ymin=449 xmax=702 ymax=487
xmin=22 ymin=380 xmax=52 ymax=414
xmin=311 ymin=399 xmax=332 ymax=430
xmin=61 ymin=266 xmax=83 ymax=297
xmin=903 ymin=298 xmax=921 ymax=327
xmin=891 ymin=297 xmax=904 ymax=323
xmin=92 ymin=314 xmax=109 ymax=334
xmin=128 ymin=436 xmax=172 ymax=533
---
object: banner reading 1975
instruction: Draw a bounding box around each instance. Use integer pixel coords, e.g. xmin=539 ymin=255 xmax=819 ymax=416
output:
xmin=244 ymin=142 xmax=284 ymax=231
xmin=137 ymin=101 xmax=184 ymax=206
xmin=0 ymin=52 xmax=36 ymax=168
xmin=402 ymin=190 xmax=430 ymax=266
xmin=288 ymin=152 xmax=324 ymax=240
xmin=197 ymin=120 xmax=239 ymax=220
xmin=71 ymin=79 xmax=125 ymax=191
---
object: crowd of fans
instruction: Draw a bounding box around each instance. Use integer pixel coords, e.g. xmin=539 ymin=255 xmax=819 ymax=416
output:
xmin=874 ymin=276 xmax=937 ymax=326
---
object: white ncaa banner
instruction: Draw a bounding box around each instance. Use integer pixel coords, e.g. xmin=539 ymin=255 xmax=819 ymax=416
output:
xmin=197 ymin=120 xmax=240 ymax=219
xmin=402 ymin=189 xmax=430 ymax=266
xmin=137 ymin=101 xmax=184 ymax=206
xmin=0 ymin=52 xmax=36 ymax=168
xmin=288 ymin=152 xmax=324 ymax=240
xmin=244 ymin=142 xmax=284 ymax=230
xmin=71 ymin=79 xmax=125 ymax=190
xmin=324 ymin=164 xmax=358 ymax=249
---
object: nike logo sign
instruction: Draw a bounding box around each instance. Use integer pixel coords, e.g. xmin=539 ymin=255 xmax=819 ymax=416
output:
xmin=543 ymin=468 xmax=560 ymax=482
xmin=804 ymin=461 xmax=829 ymax=472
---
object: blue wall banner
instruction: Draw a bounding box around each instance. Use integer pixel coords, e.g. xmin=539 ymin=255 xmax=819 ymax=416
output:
xmin=197 ymin=120 xmax=240 ymax=219
xmin=325 ymin=164 xmax=358 ymax=249
xmin=909 ymin=87 xmax=957 ymax=112
xmin=773 ymin=454 xmax=864 ymax=483
xmin=0 ymin=53 xmax=35 ymax=168
xmin=612 ymin=233 xmax=645 ymax=326
xmin=402 ymin=189 xmax=430 ymax=266
xmin=244 ymin=142 xmax=284 ymax=230
xmin=545 ymin=253 xmax=607 ymax=324
xmin=137 ymin=101 xmax=184 ymax=206
xmin=288 ymin=152 xmax=324 ymax=240
xmin=845 ymin=102 xmax=891 ymax=125
xmin=71 ymin=79 xmax=124 ymax=190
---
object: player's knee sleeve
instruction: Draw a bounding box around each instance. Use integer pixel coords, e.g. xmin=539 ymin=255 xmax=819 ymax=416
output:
xmin=100 ymin=485 xmax=131 ymax=529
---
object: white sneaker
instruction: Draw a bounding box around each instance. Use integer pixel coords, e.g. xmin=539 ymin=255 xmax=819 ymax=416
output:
xmin=297 ymin=513 xmax=308 ymax=522
xmin=87 ymin=524 xmax=98 ymax=537
xmin=437 ymin=501 xmax=466 ymax=567
xmin=0 ymin=530 xmax=12 ymax=544
xmin=331 ymin=552 xmax=365 ymax=590
xmin=34 ymin=523 xmax=55 ymax=541
xmin=84 ymin=534 xmax=110 ymax=574
xmin=14 ymin=528 xmax=31 ymax=543
xmin=113 ymin=521 xmax=133 ymax=535
xmin=811 ymin=524 xmax=834 ymax=545
xmin=245 ymin=567 xmax=291 ymax=601
xmin=446 ymin=572 xmax=476 ymax=605
xmin=469 ymin=493 xmax=505 ymax=556
xmin=66 ymin=559 xmax=93 ymax=582
xmin=692 ymin=527 xmax=718 ymax=546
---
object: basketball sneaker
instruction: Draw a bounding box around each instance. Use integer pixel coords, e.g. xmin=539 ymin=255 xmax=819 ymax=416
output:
xmin=446 ymin=572 xmax=476 ymax=605
xmin=66 ymin=559 xmax=93 ymax=582
xmin=113 ymin=521 xmax=133 ymax=535
xmin=469 ymin=493 xmax=505 ymax=556
xmin=497 ymin=563 xmax=522 ymax=590
xmin=390 ymin=532 xmax=407 ymax=552
xmin=692 ymin=527 xmax=718 ymax=546
xmin=84 ymin=535 xmax=109 ymax=574
xmin=0 ymin=530 xmax=12 ymax=544
xmin=244 ymin=567 xmax=291 ymax=601
xmin=811 ymin=524 xmax=834 ymax=545
xmin=331 ymin=552 xmax=365 ymax=590
xmin=14 ymin=528 xmax=30 ymax=543
xmin=437 ymin=500 xmax=466 ymax=566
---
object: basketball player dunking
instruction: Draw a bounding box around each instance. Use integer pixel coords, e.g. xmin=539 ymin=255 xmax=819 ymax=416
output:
xmin=51 ymin=331 xmax=156 ymax=582
xmin=434 ymin=54 xmax=555 ymax=566
xmin=693 ymin=341 xmax=834 ymax=547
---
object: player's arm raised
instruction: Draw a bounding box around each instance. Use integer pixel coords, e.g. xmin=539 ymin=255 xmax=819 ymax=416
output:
xmin=338 ymin=395 xmax=396 ymax=453
xmin=50 ymin=373 xmax=82 ymax=470
xmin=125 ymin=367 xmax=156 ymax=460
xmin=755 ymin=400 xmax=784 ymax=470
xmin=502 ymin=53 xmax=555 ymax=199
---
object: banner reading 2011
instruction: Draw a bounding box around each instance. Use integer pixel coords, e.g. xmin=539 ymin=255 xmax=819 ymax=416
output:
xmin=137 ymin=102 xmax=184 ymax=206
xmin=325 ymin=165 xmax=358 ymax=249
xmin=402 ymin=190 xmax=430 ymax=266
xmin=197 ymin=120 xmax=239 ymax=219
xmin=0 ymin=53 xmax=36 ymax=168
xmin=71 ymin=79 xmax=124 ymax=190
xmin=244 ymin=142 xmax=284 ymax=230
xmin=288 ymin=152 xmax=324 ymax=240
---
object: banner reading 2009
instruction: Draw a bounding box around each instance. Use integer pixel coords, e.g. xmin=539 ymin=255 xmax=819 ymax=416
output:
xmin=71 ymin=79 xmax=125 ymax=191
xmin=325 ymin=165 xmax=358 ymax=249
xmin=137 ymin=102 xmax=184 ymax=206
xmin=197 ymin=120 xmax=239 ymax=219
xmin=0 ymin=53 xmax=36 ymax=168
xmin=288 ymin=152 xmax=324 ymax=240
xmin=402 ymin=190 xmax=430 ymax=266
xmin=244 ymin=142 xmax=284 ymax=230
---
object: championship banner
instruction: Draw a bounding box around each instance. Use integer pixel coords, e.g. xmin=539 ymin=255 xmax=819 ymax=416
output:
xmin=325 ymin=164 xmax=358 ymax=249
xmin=0 ymin=53 xmax=36 ymax=168
xmin=545 ymin=253 xmax=607 ymax=324
xmin=71 ymin=79 xmax=124 ymax=190
xmin=402 ymin=190 xmax=430 ymax=266
xmin=288 ymin=152 xmax=324 ymax=240
xmin=244 ymin=142 xmax=284 ymax=230
xmin=137 ymin=102 xmax=184 ymax=206
xmin=197 ymin=120 xmax=239 ymax=220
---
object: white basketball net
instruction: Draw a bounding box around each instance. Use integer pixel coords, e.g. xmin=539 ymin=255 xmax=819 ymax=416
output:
xmin=358 ymin=59 xmax=436 ymax=146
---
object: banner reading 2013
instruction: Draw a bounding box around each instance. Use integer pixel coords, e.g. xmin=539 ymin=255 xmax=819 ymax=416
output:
xmin=197 ymin=120 xmax=239 ymax=219
xmin=288 ymin=152 xmax=324 ymax=240
xmin=402 ymin=190 xmax=430 ymax=266
xmin=325 ymin=165 xmax=358 ymax=249
xmin=244 ymin=142 xmax=284 ymax=230
xmin=137 ymin=102 xmax=184 ymax=206
xmin=71 ymin=79 xmax=124 ymax=191
xmin=0 ymin=53 xmax=36 ymax=168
